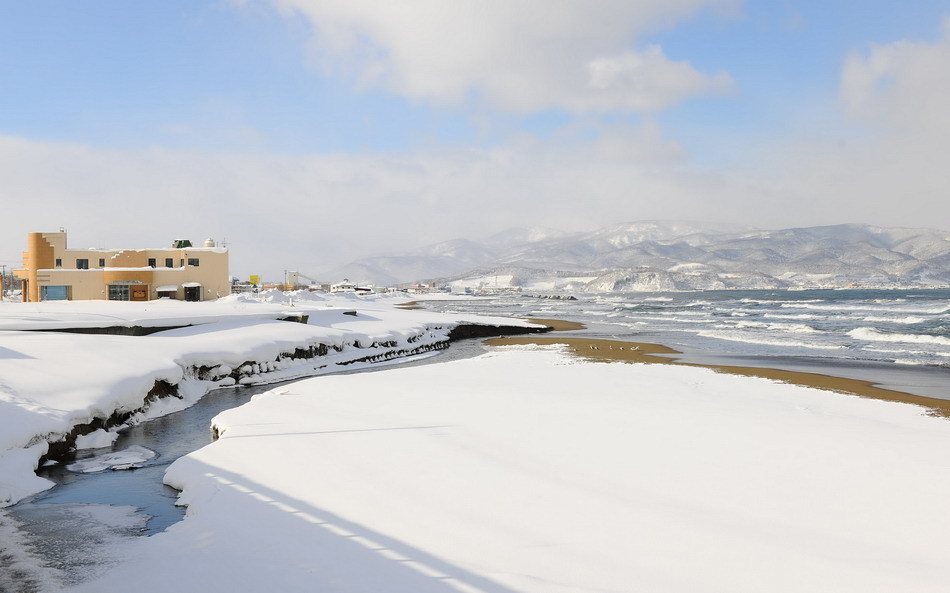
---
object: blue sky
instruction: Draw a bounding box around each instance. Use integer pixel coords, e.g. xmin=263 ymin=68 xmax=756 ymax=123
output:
xmin=2 ymin=1 xmax=949 ymax=279
xmin=1 ymin=0 xmax=494 ymax=153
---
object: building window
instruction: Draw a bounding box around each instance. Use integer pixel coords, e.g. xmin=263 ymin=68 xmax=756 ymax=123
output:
xmin=76 ymin=259 xmax=89 ymax=270
xmin=41 ymin=285 xmax=70 ymax=301
xmin=98 ymin=258 xmax=105 ymax=267
xmin=108 ymin=284 xmax=130 ymax=301
xmin=55 ymin=258 xmax=62 ymax=267
xmin=165 ymin=258 xmax=173 ymax=268
xmin=188 ymin=258 xmax=199 ymax=267
xmin=148 ymin=258 xmax=156 ymax=268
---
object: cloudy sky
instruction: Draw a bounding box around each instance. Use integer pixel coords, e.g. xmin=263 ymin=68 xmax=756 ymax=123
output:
xmin=2 ymin=1 xmax=948 ymax=280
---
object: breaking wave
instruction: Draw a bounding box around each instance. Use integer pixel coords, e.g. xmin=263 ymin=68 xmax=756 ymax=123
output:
xmin=740 ymin=298 xmax=824 ymax=305
xmin=722 ymin=321 xmax=819 ymax=334
xmin=762 ymin=313 xmax=822 ymax=321
xmin=782 ymin=302 xmax=950 ymax=315
xmin=849 ymin=327 xmax=950 ymax=346
xmin=861 ymin=316 xmax=926 ymax=325
xmin=863 ymin=346 xmax=950 ymax=359
xmin=698 ymin=330 xmax=844 ymax=350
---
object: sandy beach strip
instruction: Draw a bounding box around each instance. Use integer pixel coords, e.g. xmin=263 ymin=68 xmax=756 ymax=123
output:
xmin=395 ymin=301 xmax=423 ymax=309
xmin=524 ymin=317 xmax=586 ymax=331
xmin=488 ymin=335 xmax=950 ymax=418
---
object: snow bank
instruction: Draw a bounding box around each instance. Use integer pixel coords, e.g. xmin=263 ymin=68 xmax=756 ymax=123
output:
xmin=74 ymin=429 xmax=120 ymax=450
xmin=0 ymin=293 xmax=542 ymax=506
xmin=67 ymin=345 xmax=950 ymax=593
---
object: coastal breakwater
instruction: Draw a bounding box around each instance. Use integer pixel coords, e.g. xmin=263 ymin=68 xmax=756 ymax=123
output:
xmin=32 ymin=320 xmax=549 ymax=468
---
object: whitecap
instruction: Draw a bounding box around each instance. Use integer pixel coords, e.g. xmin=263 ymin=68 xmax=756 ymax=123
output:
xmin=698 ymin=330 xmax=845 ymax=350
xmin=861 ymin=316 xmax=925 ymax=325
xmin=848 ymin=327 xmax=950 ymax=346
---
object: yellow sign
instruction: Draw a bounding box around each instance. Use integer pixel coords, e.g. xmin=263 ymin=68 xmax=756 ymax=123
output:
xmin=250 ymin=275 xmax=260 ymax=286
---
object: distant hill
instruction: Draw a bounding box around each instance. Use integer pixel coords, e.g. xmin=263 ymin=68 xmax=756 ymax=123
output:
xmin=314 ymin=221 xmax=950 ymax=291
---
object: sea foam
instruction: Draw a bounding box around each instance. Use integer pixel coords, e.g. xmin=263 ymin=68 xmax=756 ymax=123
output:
xmin=849 ymin=327 xmax=950 ymax=346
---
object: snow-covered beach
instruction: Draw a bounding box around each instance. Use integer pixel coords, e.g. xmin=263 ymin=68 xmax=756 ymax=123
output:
xmin=0 ymin=291 xmax=542 ymax=509
xmin=67 ymin=341 xmax=950 ymax=592
xmin=3 ymin=292 xmax=950 ymax=592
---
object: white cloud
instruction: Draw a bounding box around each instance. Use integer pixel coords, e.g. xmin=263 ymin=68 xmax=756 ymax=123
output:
xmin=270 ymin=0 xmax=736 ymax=112
xmin=839 ymin=18 xmax=950 ymax=132
xmin=585 ymin=46 xmax=733 ymax=111
xmin=754 ymin=21 xmax=950 ymax=225
xmin=0 ymin=128 xmax=748 ymax=279
xmin=5 ymin=105 xmax=948 ymax=284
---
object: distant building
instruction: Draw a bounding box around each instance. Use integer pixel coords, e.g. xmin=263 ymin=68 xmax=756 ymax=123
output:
xmin=13 ymin=231 xmax=230 ymax=302
xmin=330 ymin=279 xmax=358 ymax=293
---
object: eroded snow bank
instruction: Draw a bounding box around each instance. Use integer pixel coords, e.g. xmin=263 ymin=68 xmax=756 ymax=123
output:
xmin=0 ymin=293 xmax=540 ymax=506
xmin=67 ymin=345 xmax=950 ymax=593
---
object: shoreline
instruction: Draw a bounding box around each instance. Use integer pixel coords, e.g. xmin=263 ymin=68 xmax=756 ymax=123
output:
xmin=20 ymin=311 xmax=950 ymax=591
xmin=488 ymin=334 xmax=950 ymax=418
xmin=63 ymin=330 xmax=950 ymax=592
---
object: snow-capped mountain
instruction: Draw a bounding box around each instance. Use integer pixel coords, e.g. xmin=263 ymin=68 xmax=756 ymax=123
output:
xmin=319 ymin=238 xmax=501 ymax=287
xmin=316 ymin=222 xmax=950 ymax=291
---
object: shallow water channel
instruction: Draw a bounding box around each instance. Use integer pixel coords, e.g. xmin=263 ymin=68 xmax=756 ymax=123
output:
xmin=4 ymin=381 xmax=279 ymax=587
xmin=15 ymin=381 xmax=279 ymax=535
xmin=4 ymin=340 xmax=489 ymax=587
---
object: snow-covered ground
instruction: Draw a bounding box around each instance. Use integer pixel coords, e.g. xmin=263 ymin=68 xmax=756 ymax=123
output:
xmin=5 ymin=291 xmax=950 ymax=592
xmin=0 ymin=291 xmax=536 ymax=507
xmin=59 ymin=343 xmax=950 ymax=593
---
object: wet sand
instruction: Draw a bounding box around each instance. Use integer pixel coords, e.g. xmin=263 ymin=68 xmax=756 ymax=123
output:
xmin=487 ymin=335 xmax=950 ymax=418
xmin=525 ymin=318 xmax=586 ymax=332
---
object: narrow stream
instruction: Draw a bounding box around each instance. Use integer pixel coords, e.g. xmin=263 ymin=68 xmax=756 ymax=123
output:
xmin=3 ymin=381 xmax=280 ymax=588
xmin=3 ymin=339 xmax=490 ymax=588
xmin=15 ymin=381 xmax=280 ymax=535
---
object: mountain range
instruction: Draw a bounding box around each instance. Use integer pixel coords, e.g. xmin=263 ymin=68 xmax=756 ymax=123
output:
xmin=316 ymin=221 xmax=950 ymax=291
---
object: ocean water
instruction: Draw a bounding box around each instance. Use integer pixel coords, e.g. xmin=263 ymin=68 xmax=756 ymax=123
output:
xmin=422 ymin=288 xmax=950 ymax=398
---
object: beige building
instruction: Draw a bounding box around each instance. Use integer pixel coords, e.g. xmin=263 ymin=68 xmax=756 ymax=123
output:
xmin=14 ymin=231 xmax=230 ymax=302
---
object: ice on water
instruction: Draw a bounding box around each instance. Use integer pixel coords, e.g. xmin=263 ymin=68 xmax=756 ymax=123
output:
xmin=67 ymin=446 xmax=156 ymax=473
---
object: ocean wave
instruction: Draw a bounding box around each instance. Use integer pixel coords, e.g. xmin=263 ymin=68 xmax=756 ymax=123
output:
xmin=720 ymin=321 xmax=766 ymax=329
xmin=782 ymin=302 xmax=950 ymax=315
xmin=863 ymin=346 xmax=950 ymax=359
xmin=861 ymin=316 xmax=925 ymax=325
xmin=610 ymin=321 xmax=651 ymax=329
xmin=849 ymin=327 xmax=950 ymax=346
xmin=698 ymin=330 xmax=844 ymax=350
xmin=762 ymin=313 xmax=821 ymax=321
xmin=772 ymin=323 xmax=820 ymax=334
xmin=581 ymin=310 xmax=615 ymax=317
xmin=722 ymin=320 xmax=819 ymax=334
xmin=631 ymin=315 xmax=710 ymax=324
xmin=739 ymin=298 xmax=825 ymax=305
xmin=735 ymin=321 xmax=823 ymax=334
xmin=890 ymin=359 xmax=950 ymax=367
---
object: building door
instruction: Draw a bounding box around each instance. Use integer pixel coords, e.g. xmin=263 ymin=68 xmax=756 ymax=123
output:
xmin=184 ymin=285 xmax=201 ymax=301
